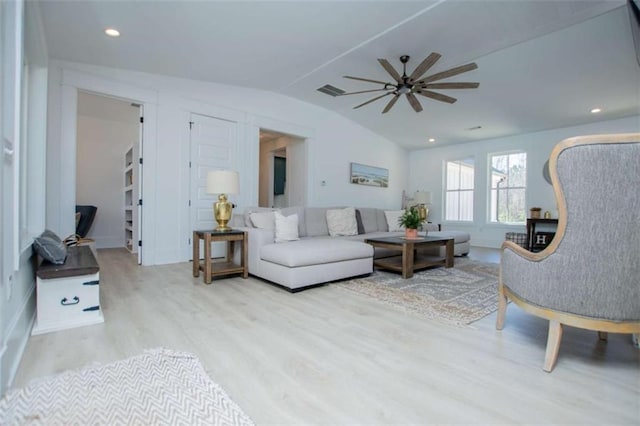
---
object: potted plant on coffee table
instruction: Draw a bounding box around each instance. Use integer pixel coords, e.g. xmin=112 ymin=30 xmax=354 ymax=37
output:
xmin=398 ymin=207 xmax=423 ymax=239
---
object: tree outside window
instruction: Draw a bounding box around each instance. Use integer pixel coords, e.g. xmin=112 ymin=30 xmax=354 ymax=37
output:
xmin=445 ymin=158 xmax=474 ymax=221
xmin=489 ymin=152 xmax=527 ymax=223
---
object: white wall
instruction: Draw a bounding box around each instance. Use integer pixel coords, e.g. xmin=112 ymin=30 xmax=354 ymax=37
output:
xmin=409 ymin=115 xmax=640 ymax=248
xmin=0 ymin=0 xmax=48 ymax=394
xmin=76 ymin=98 xmax=139 ymax=248
xmin=45 ymin=60 xmax=409 ymax=265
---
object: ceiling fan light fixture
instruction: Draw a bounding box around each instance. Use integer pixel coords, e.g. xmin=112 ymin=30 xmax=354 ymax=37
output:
xmin=104 ymin=28 xmax=120 ymax=37
xmin=341 ymin=53 xmax=478 ymax=114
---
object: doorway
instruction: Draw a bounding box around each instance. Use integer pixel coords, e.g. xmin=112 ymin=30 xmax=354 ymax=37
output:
xmin=258 ymin=129 xmax=306 ymax=208
xmin=76 ymin=91 xmax=143 ymax=263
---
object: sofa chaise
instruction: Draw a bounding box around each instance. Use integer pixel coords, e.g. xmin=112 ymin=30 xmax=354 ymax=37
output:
xmin=231 ymin=206 xmax=471 ymax=291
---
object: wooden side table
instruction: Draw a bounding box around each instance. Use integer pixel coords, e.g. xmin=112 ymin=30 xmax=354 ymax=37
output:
xmin=192 ymin=229 xmax=248 ymax=284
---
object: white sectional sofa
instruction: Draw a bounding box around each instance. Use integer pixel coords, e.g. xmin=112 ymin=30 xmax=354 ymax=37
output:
xmin=233 ymin=206 xmax=471 ymax=292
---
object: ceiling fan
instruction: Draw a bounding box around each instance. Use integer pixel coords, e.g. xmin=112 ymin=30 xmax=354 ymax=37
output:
xmin=340 ymin=53 xmax=479 ymax=113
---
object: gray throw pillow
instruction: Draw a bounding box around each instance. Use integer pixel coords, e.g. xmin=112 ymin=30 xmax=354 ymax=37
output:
xmin=33 ymin=236 xmax=68 ymax=264
xmin=355 ymin=209 xmax=366 ymax=235
xmin=41 ymin=229 xmax=62 ymax=243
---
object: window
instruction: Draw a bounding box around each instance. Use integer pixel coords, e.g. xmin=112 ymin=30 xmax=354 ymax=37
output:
xmin=489 ymin=152 xmax=527 ymax=223
xmin=445 ymin=158 xmax=474 ymax=221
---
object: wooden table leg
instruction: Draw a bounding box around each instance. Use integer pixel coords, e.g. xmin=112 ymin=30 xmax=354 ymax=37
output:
xmin=227 ymin=240 xmax=235 ymax=262
xmin=402 ymin=242 xmax=414 ymax=279
xmin=204 ymin=232 xmax=212 ymax=284
xmin=445 ymin=239 xmax=454 ymax=268
xmin=192 ymin=231 xmax=200 ymax=277
xmin=242 ymin=232 xmax=248 ymax=278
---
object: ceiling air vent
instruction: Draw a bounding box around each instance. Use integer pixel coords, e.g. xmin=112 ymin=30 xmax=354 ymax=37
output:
xmin=317 ymin=84 xmax=345 ymax=97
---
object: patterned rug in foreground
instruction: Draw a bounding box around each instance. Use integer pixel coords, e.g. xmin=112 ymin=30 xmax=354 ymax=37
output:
xmin=0 ymin=348 xmax=254 ymax=425
xmin=336 ymin=257 xmax=500 ymax=326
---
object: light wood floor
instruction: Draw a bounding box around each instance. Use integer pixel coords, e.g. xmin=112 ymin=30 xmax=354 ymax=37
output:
xmin=13 ymin=247 xmax=639 ymax=425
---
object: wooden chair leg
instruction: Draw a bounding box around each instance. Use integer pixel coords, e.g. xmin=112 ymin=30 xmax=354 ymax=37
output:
xmin=496 ymin=287 xmax=508 ymax=330
xmin=598 ymin=331 xmax=608 ymax=342
xmin=544 ymin=320 xmax=563 ymax=372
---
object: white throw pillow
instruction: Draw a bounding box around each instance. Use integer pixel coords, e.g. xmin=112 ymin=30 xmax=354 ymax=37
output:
xmin=326 ymin=207 xmax=358 ymax=237
xmin=384 ymin=210 xmax=405 ymax=232
xmin=250 ymin=211 xmax=275 ymax=230
xmin=274 ymin=211 xmax=299 ymax=243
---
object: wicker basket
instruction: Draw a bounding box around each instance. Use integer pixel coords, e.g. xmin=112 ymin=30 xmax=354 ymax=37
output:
xmin=505 ymin=232 xmax=528 ymax=249
xmin=529 ymin=207 xmax=542 ymax=219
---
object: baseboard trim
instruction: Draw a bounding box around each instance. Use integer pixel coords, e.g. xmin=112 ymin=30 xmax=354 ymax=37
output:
xmin=1 ymin=285 xmax=36 ymax=393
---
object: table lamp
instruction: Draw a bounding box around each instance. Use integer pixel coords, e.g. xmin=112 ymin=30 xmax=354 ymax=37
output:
xmin=412 ymin=191 xmax=431 ymax=222
xmin=206 ymin=170 xmax=239 ymax=231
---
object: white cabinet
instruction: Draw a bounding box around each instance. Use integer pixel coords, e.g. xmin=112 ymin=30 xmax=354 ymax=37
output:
xmin=32 ymin=246 xmax=104 ymax=335
xmin=124 ymin=146 xmax=138 ymax=253
xmin=32 ymin=272 xmax=103 ymax=335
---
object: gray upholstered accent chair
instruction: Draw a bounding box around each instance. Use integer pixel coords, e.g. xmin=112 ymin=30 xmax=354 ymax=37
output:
xmin=496 ymin=133 xmax=640 ymax=372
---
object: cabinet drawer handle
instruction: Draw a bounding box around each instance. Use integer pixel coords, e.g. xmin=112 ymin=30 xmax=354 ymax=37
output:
xmin=60 ymin=296 xmax=80 ymax=306
xmin=83 ymin=280 xmax=100 ymax=286
xmin=83 ymin=305 xmax=100 ymax=312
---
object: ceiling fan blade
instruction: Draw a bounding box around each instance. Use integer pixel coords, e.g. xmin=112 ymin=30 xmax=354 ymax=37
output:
xmin=377 ymin=58 xmax=402 ymax=82
xmin=353 ymin=92 xmax=393 ymax=109
xmin=343 ymin=75 xmax=390 ymax=85
xmin=340 ymin=88 xmax=393 ymax=96
xmin=422 ymin=82 xmax=479 ymax=89
xmin=382 ymin=95 xmax=399 ymax=114
xmin=416 ymin=90 xmax=457 ymax=104
xmin=406 ymin=93 xmax=423 ymax=112
xmin=419 ymin=62 xmax=478 ymax=84
xmin=409 ymin=52 xmax=442 ymax=82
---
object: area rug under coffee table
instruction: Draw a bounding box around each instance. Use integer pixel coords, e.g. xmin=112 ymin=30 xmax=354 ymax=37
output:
xmin=0 ymin=348 xmax=254 ymax=425
xmin=335 ymin=257 xmax=500 ymax=326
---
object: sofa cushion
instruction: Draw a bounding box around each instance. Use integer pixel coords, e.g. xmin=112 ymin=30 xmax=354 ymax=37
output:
xmin=250 ymin=211 xmax=275 ymax=230
xmin=355 ymin=209 xmax=366 ymax=234
xmin=304 ymin=207 xmax=332 ymax=237
xmin=376 ymin=209 xmax=389 ymax=232
xmin=431 ymin=230 xmax=471 ymax=244
xmin=260 ymin=239 xmax=373 ymax=268
xmin=357 ymin=208 xmax=379 ymax=233
xmin=275 ymin=211 xmax=300 ymax=243
xmin=384 ymin=210 xmax=405 ymax=232
xmin=244 ymin=207 xmax=276 ymax=227
xmin=280 ymin=206 xmax=306 ymax=238
xmin=326 ymin=207 xmax=358 ymax=236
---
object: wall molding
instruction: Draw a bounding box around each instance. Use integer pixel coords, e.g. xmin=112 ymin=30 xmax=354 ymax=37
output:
xmin=1 ymin=282 xmax=36 ymax=392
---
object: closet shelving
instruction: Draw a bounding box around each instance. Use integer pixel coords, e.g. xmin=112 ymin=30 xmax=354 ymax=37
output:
xmin=124 ymin=146 xmax=137 ymax=253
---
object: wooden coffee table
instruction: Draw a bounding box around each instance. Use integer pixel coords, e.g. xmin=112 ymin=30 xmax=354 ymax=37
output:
xmin=364 ymin=235 xmax=454 ymax=279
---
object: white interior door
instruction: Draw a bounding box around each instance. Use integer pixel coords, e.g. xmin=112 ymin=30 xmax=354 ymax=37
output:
xmin=189 ymin=113 xmax=238 ymax=258
xmin=136 ymin=105 xmax=143 ymax=264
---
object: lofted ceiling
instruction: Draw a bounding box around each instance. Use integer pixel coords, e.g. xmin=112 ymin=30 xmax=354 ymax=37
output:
xmin=36 ymin=0 xmax=640 ymax=149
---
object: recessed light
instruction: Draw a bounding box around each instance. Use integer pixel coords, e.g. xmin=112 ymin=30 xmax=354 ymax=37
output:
xmin=590 ymin=108 xmax=602 ymax=114
xmin=104 ymin=28 xmax=120 ymax=37
xmin=428 ymin=138 xmax=436 ymax=143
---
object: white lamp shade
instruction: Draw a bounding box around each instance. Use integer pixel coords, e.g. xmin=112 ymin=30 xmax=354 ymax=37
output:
xmin=413 ymin=191 xmax=431 ymax=204
xmin=206 ymin=170 xmax=239 ymax=195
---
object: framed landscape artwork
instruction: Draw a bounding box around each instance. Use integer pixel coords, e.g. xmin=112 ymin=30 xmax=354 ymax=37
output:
xmin=350 ymin=162 xmax=389 ymax=188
